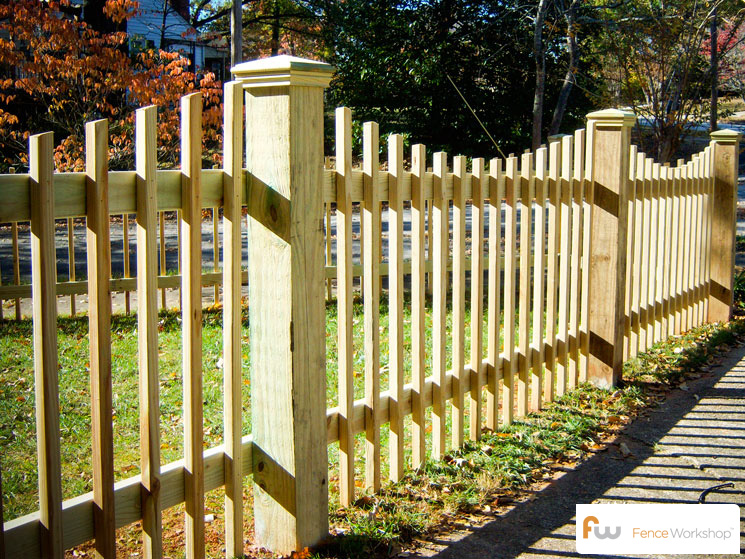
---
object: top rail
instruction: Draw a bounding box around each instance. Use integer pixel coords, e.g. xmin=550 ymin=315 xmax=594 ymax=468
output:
xmin=0 ymin=146 xmax=712 ymax=223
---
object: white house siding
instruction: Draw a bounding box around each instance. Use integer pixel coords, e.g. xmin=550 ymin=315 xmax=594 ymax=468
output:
xmin=127 ymin=0 xmax=205 ymax=68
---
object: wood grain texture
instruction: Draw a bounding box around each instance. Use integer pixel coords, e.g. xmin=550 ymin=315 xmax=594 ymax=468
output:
xmin=672 ymin=165 xmax=683 ymax=334
xmin=639 ymin=158 xmax=652 ymax=351
xmin=245 ymin=84 xmax=329 ymax=553
xmin=517 ymin=153 xmax=533 ymax=416
xmin=648 ymin=162 xmax=660 ymax=344
xmin=432 ymin=151 xmax=449 ymax=456
xmin=469 ymin=158 xmax=485 ymax=438
xmin=655 ymin=163 xmax=666 ymax=340
xmin=531 ymin=148 xmax=547 ymax=412
xmin=702 ymin=147 xmax=713 ymax=321
xmin=160 ymin=212 xmax=167 ymax=308
xmin=67 ymin=218 xmax=76 ymax=315
xmin=630 ymin=149 xmax=644 ymax=357
xmin=681 ymin=162 xmax=692 ymax=331
xmin=388 ymin=134 xmax=405 ymax=481
xmin=661 ymin=165 xmax=672 ymax=336
xmin=691 ymin=154 xmax=703 ymax=326
xmin=221 ymin=82 xmax=243 ymax=559
xmin=135 ymin=106 xmax=163 ymax=559
xmin=4 ymin=437 xmax=255 ymax=558
xmin=451 ymin=155 xmax=467 ymax=445
xmin=623 ymin=147 xmax=636 ymax=361
xmin=556 ymin=137 xmax=572 ymax=396
xmin=12 ymin=221 xmax=21 ymax=319
xmin=336 ymin=107 xmax=355 ymax=504
xmin=30 ymin=131 xmax=64 ymax=559
xmin=486 ymin=159 xmax=503 ymax=430
xmin=325 ymin=204 xmax=333 ymax=300
xmin=410 ymin=144 xmax=427 ymax=467
xmin=586 ymin=115 xmax=631 ymax=388
xmin=579 ymin=125 xmax=594 ymax=383
xmin=362 ymin=121 xmax=381 ymax=491
xmin=85 ymin=119 xmax=116 ymax=559
xmin=502 ymin=156 xmax=517 ymax=425
xmin=568 ymin=130 xmax=585 ymax=386
xmin=544 ymin=140 xmax=561 ymax=403
xmin=123 ymin=213 xmax=131 ymax=314
xmin=180 ymin=92 xmax=205 ymax=559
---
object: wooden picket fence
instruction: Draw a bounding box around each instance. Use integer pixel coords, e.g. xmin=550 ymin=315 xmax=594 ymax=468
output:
xmin=0 ymin=56 xmax=739 ymax=559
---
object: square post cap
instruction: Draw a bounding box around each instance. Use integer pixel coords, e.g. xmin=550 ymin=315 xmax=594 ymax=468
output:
xmin=710 ymin=128 xmax=742 ymax=145
xmin=586 ymin=108 xmax=636 ymax=128
xmin=231 ymin=55 xmax=335 ymax=89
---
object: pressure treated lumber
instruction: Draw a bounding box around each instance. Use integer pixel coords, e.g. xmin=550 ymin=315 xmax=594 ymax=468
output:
xmin=336 ymin=107 xmax=355 ymax=505
xmin=30 ymin=131 xmax=64 ymax=559
xmin=221 ymin=81 xmax=244 ymax=559
xmin=585 ymin=109 xmax=634 ymax=388
xmin=233 ymin=56 xmax=332 ymax=553
xmin=135 ymin=105 xmax=163 ymax=559
xmin=180 ymin=92 xmax=205 ymax=559
xmin=85 ymin=119 xmax=116 ymax=558
xmin=708 ymin=129 xmax=740 ymax=322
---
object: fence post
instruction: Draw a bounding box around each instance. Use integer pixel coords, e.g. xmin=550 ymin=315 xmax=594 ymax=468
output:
xmin=231 ymin=55 xmax=333 ymax=554
xmin=585 ymin=109 xmax=635 ymax=388
xmin=708 ymin=129 xmax=741 ymax=322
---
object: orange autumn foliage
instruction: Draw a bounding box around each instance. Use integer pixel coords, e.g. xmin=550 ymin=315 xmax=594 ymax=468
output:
xmin=0 ymin=0 xmax=224 ymax=171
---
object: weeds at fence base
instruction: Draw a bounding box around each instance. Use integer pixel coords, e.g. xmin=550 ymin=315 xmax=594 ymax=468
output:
xmin=315 ymin=317 xmax=745 ymax=559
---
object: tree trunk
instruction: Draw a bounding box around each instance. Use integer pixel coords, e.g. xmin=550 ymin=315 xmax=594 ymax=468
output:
xmin=271 ymin=1 xmax=280 ymax=56
xmin=532 ymin=0 xmax=550 ymax=151
xmin=710 ymin=7 xmax=718 ymax=132
xmin=231 ymin=0 xmax=242 ymax=67
xmin=549 ymin=1 xmax=580 ymax=136
xmin=160 ymin=0 xmax=168 ymax=49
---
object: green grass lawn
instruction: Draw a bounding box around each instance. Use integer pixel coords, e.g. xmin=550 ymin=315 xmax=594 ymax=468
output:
xmin=0 ymin=292 xmax=489 ymax=522
xmin=0 ymin=309 xmax=249 ymax=520
xmin=2 ymin=293 xmax=741 ymax=558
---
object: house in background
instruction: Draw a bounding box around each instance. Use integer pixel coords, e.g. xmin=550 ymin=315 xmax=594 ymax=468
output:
xmin=70 ymin=0 xmax=229 ymax=81
xmin=126 ymin=0 xmax=230 ymax=81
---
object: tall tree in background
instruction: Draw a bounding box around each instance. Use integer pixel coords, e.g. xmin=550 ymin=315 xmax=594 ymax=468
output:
xmin=532 ymin=0 xmax=550 ymax=150
xmin=703 ymin=21 xmax=745 ymax=102
xmin=597 ymin=0 xmax=745 ymax=161
xmin=548 ymin=0 xmax=581 ymax=137
xmin=318 ymin=0 xmax=594 ymax=157
xmin=231 ymin=0 xmax=242 ymax=65
xmin=710 ymin=6 xmax=718 ymax=131
xmin=192 ymin=0 xmax=322 ymax=59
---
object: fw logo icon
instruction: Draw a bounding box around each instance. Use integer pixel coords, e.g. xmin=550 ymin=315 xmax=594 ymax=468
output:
xmin=582 ymin=516 xmax=621 ymax=540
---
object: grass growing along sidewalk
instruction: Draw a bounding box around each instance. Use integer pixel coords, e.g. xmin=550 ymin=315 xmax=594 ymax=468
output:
xmin=315 ymin=317 xmax=745 ymax=558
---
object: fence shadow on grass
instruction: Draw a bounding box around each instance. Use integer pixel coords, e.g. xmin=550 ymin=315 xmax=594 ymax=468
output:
xmin=418 ymin=344 xmax=745 ymax=559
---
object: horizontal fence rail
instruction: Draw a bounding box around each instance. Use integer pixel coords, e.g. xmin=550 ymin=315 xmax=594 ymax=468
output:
xmin=0 ymin=56 xmax=739 ymax=559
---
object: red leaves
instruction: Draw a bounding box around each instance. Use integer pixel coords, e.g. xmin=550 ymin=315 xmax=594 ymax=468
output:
xmin=0 ymin=0 xmax=224 ymax=171
xmin=102 ymin=0 xmax=140 ymax=23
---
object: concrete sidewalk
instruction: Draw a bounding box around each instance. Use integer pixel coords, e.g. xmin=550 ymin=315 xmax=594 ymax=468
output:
xmin=414 ymin=346 xmax=745 ymax=559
